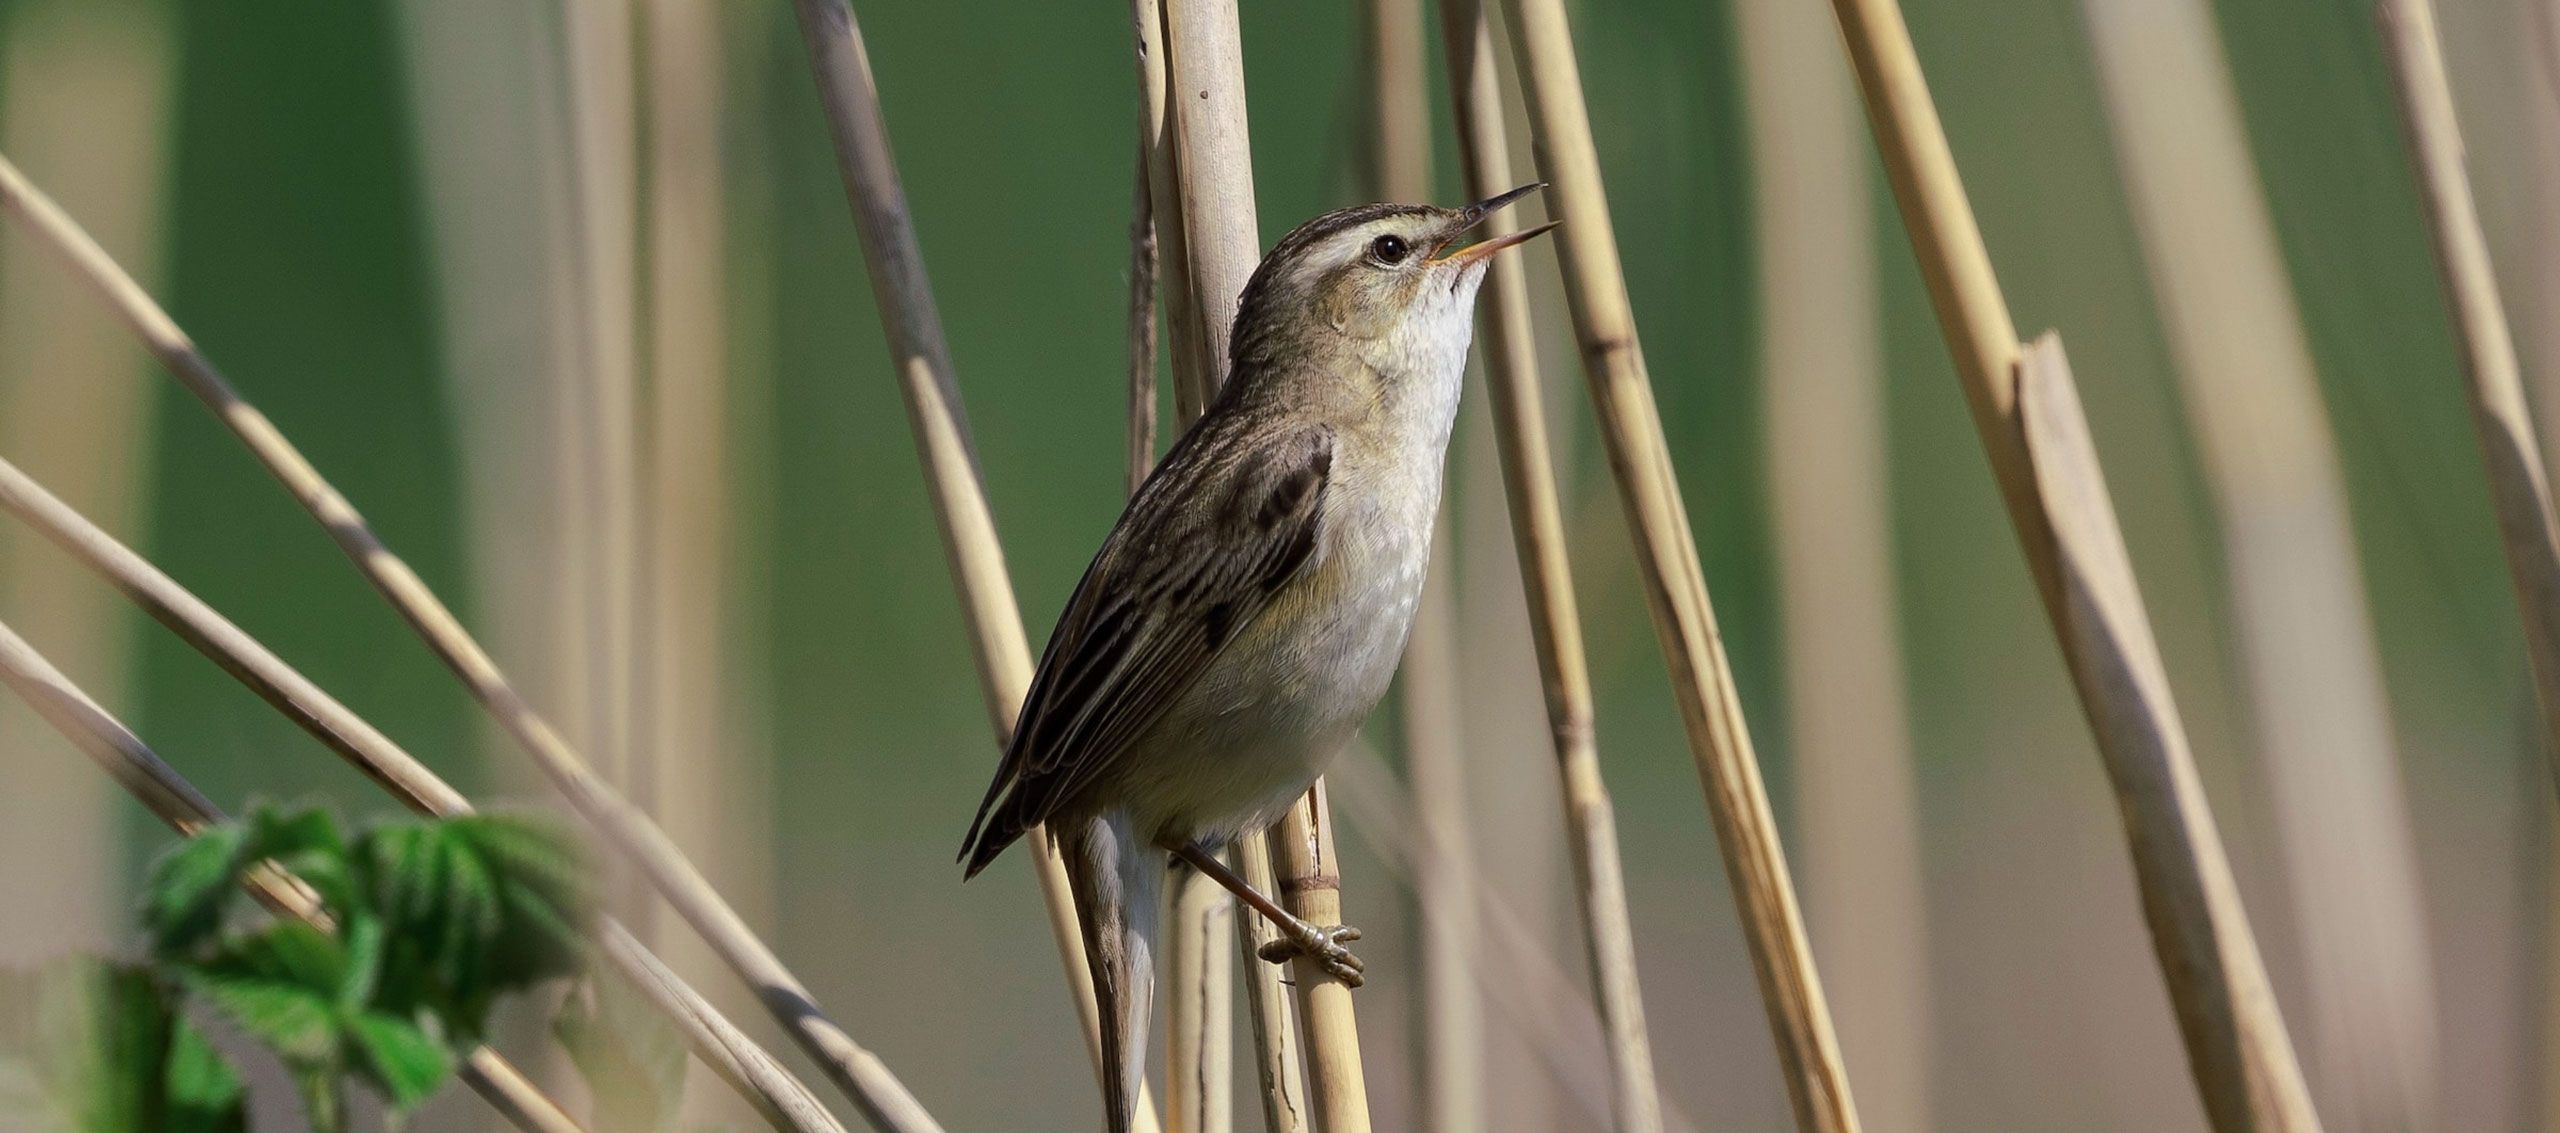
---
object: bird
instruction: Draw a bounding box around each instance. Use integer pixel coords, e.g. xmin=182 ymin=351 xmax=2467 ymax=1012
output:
xmin=959 ymin=184 xmax=1554 ymax=1133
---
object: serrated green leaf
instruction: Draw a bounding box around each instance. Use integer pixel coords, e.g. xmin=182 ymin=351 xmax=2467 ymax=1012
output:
xmin=336 ymin=915 xmax=384 ymax=1012
xmin=354 ymin=812 xmax=590 ymax=1037
xmin=142 ymin=824 xmax=250 ymax=957
xmin=214 ymin=921 xmax=347 ymax=996
xmin=189 ymin=975 xmax=336 ymax=1066
xmin=344 ymin=1013 xmax=450 ymax=1114
xmin=164 ymin=1017 xmax=245 ymax=1133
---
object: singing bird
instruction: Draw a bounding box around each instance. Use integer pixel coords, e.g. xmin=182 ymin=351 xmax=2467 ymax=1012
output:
xmin=960 ymin=186 xmax=1554 ymax=1132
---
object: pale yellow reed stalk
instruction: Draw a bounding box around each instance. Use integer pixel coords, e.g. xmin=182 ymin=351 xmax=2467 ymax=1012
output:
xmin=0 ymin=0 xmax=171 ymax=966
xmin=1499 ymin=0 xmax=1857 ymax=1126
xmin=2377 ymin=0 xmax=2560 ymax=786
xmin=0 ymin=455 xmax=868 ymax=1133
xmin=2084 ymin=1 xmax=2437 ymax=1125
xmin=0 ymin=617 xmax=586 ymax=1133
xmin=0 ymin=152 xmax=940 ymax=1133
xmin=1733 ymin=0 xmax=1932 ymax=1124
xmin=1817 ymin=1 xmax=2320 ymax=1127
xmin=1436 ymin=3 xmax=1661 ymax=1129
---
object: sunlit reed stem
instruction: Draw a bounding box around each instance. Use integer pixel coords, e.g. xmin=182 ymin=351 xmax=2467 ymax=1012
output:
xmin=0 ymin=617 xmax=587 ymax=1133
xmin=0 ymin=454 xmax=864 ymax=1133
xmin=1434 ymin=2 xmax=1662 ymax=1129
xmin=2377 ymin=0 xmax=2560 ymax=789
xmin=1733 ymin=0 xmax=1933 ymax=1124
xmin=1818 ymin=0 xmax=2318 ymax=1125
xmin=1497 ymin=0 xmax=1859 ymax=1126
xmin=2084 ymin=1 xmax=2438 ymax=1125
xmin=0 ymin=152 xmax=941 ymax=1133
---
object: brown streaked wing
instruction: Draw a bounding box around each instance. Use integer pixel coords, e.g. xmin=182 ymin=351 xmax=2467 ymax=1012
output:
xmin=959 ymin=419 xmax=1334 ymax=870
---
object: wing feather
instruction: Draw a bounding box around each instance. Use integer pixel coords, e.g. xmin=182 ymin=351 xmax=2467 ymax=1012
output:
xmin=960 ymin=419 xmax=1334 ymax=874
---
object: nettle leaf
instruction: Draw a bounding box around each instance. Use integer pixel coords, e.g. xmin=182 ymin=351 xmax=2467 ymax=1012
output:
xmin=356 ymin=813 xmax=590 ymax=1037
xmin=189 ymin=974 xmax=336 ymax=1066
xmin=144 ymin=803 xmax=353 ymax=960
xmin=344 ymin=1013 xmax=450 ymax=1114
xmin=554 ymin=976 xmax=686 ymax=1133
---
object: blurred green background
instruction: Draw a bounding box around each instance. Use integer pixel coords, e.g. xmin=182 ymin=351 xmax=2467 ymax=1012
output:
xmin=0 ymin=0 xmax=2549 ymax=1129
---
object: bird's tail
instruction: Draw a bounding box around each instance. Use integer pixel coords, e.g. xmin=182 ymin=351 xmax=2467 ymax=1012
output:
xmin=1060 ymin=811 xmax=1160 ymax=1133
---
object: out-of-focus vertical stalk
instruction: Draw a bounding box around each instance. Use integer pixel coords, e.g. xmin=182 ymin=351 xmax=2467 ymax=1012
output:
xmin=645 ymin=1 xmax=777 ymax=1127
xmin=1500 ymin=0 xmax=1860 ymax=1126
xmin=2084 ymin=3 xmax=2438 ymax=1127
xmin=2524 ymin=3 xmax=2560 ymax=1125
xmin=1820 ymin=0 xmax=2322 ymax=1126
xmin=562 ymin=0 xmax=643 ymax=901
xmin=2378 ymin=0 xmax=2560 ymax=791
xmin=1734 ymin=0 xmax=1933 ymax=1126
xmin=0 ymin=0 xmax=170 ymax=966
xmin=1365 ymin=0 xmax=1480 ymax=1129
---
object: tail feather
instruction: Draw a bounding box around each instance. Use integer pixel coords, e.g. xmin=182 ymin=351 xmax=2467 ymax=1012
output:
xmin=1060 ymin=812 xmax=1160 ymax=1133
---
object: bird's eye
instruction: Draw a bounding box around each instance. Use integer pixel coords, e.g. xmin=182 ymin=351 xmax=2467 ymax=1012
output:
xmin=1369 ymin=234 xmax=1410 ymax=265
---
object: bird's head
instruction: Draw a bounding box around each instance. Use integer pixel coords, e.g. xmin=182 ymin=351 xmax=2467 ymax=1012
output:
xmin=1227 ymin=184 xmax=1553 ymax=383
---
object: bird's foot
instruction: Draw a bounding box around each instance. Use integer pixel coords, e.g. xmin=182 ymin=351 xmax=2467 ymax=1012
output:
xmin=1258 ymin=923 xmax=1365 ymax=987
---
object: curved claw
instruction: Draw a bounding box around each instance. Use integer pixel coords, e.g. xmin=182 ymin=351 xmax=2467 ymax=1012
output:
xmin=1257 ymin=923 xmax=1367 ymax=988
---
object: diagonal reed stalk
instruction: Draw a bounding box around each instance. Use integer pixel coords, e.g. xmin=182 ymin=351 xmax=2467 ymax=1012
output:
xmin=787 ymin=0 xmax=1175 ymax=1127
xmin=0 ymin=454 xmax=865 ymax=1133
xmin=1731 ymin=0 xmax=1932 ymax=1123
xmin=2082 ymin=0 xmax=2438 ymax=1124
xmin=1434 ymin=3 xmax=1663 ymax=1130
xmin=1497 ymin=0 xmax=1858 ymax=1126
xmin=1362 ymin=2 xmax=1485 ymax=1131
xmin=1820 ymin=0 xmax=2317 ymax=1126
xmin=0 ymin=153 xmax=940 ymax=1133
xmin=2376 ymin=0 xmax=2560 ymax=786
xmin=0 ymin=617 xmax=587 ymax=1133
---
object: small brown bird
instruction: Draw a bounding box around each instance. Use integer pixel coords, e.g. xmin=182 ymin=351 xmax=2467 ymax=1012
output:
xmin=960 ymin=186 xmax=1552 ymax=1132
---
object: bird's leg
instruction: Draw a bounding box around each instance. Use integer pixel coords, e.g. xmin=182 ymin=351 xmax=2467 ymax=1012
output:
xmin=1163 ymin=840 xmax=1365 ymax=987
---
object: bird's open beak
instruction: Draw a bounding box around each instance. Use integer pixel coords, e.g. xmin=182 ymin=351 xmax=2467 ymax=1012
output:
xmin=1430 ymin=182 xmax=1558 ymax=266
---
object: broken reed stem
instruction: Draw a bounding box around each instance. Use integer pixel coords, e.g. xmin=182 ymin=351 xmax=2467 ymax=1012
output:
xmin=0 ymin=456 xmax=856 ymax=1133
xmin=1435 ymin=3 xmax=1662 ymax=1130
xmin=1128 ymin=148 xmax=1159 ymax=498
xmin=0 ymin=618 xmax=587 ymax=1133
xmin=1497 ymin=1 xmax=1856 ymax=1127
xmin=1821 ymin=0 xmax=2316 ymax=1127
xmin=2377 ymin=0 xmax=2560 ymax=782
xmin=786 ymin=3 xmax=1170 ymax=1128
xmin=0 ymin=151 xmax=943 ymax=1133
xmin=2082 ymin=0 xmax=2437 ymax=1123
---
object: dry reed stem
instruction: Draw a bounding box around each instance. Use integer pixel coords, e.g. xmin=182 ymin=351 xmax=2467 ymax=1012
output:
xmin=0 ymin=618 xmax=587 ymax=1133
xmin=0 ymin=454 xmax=870 ymax=1133
xmin=1435 ymin=3 xmax=1662 ymax=1129
xmin=1365 ymin=0 xmax=1481 ymax=1128
xmin=1128 ymin=149 xmax=1160 ymax=498
xmin=1236 ymin=835 xmax=1313 ymax=1133
xmin=1154 ymin=0 xmax=1374 ymax=1124
xmin=2084 ymin=1 xmax=2438 ymax=1123
xmin=2377 ymin=0 xmax=2560 ymax=783
xmin=1132 ymin=0 xmax=1209 ymax=420
xmin=1266 ymin=781 xmax=1372 ymax=1133
xmin=1498 ymin=0 xmax=1856 ymax=1126
xmin=1732 ymin=0 xmax=1933 ymax=1123
xmin=785 ymin=5 xmax=1169 ymax=1129
xmin=1820 ymin=1 xmax=2319 ymax=1126
xmin=1325 ymin=743 xmax=1705 ymax=1133
xmin=0 ymin=152 xmax=945 ymax=1133
xmin=0 ymin=480 xmax=849 ymax=1133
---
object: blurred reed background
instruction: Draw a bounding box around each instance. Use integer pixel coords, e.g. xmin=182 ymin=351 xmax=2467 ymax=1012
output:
xmin=0 ymin=0 xmax=2550 ymax=1129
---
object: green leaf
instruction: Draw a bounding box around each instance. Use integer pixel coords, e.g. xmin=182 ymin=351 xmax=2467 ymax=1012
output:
xmin=344 ymin=1013 xmax=450 ymax=1114
xmin=354 ymin=812 xmax=590 ymax=1036
xmin=189 ymin=974 xmax=336 ymax=1066
xmin=554 ymin=976 xmax=686 ymax=1133
xmin=163 ymin=1017 xmax=245 ymax=1133
xmin=142 ymin=823 xmax=250 ymax=957
xmin=336 ymin=915 xmax=385 ymax=1011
